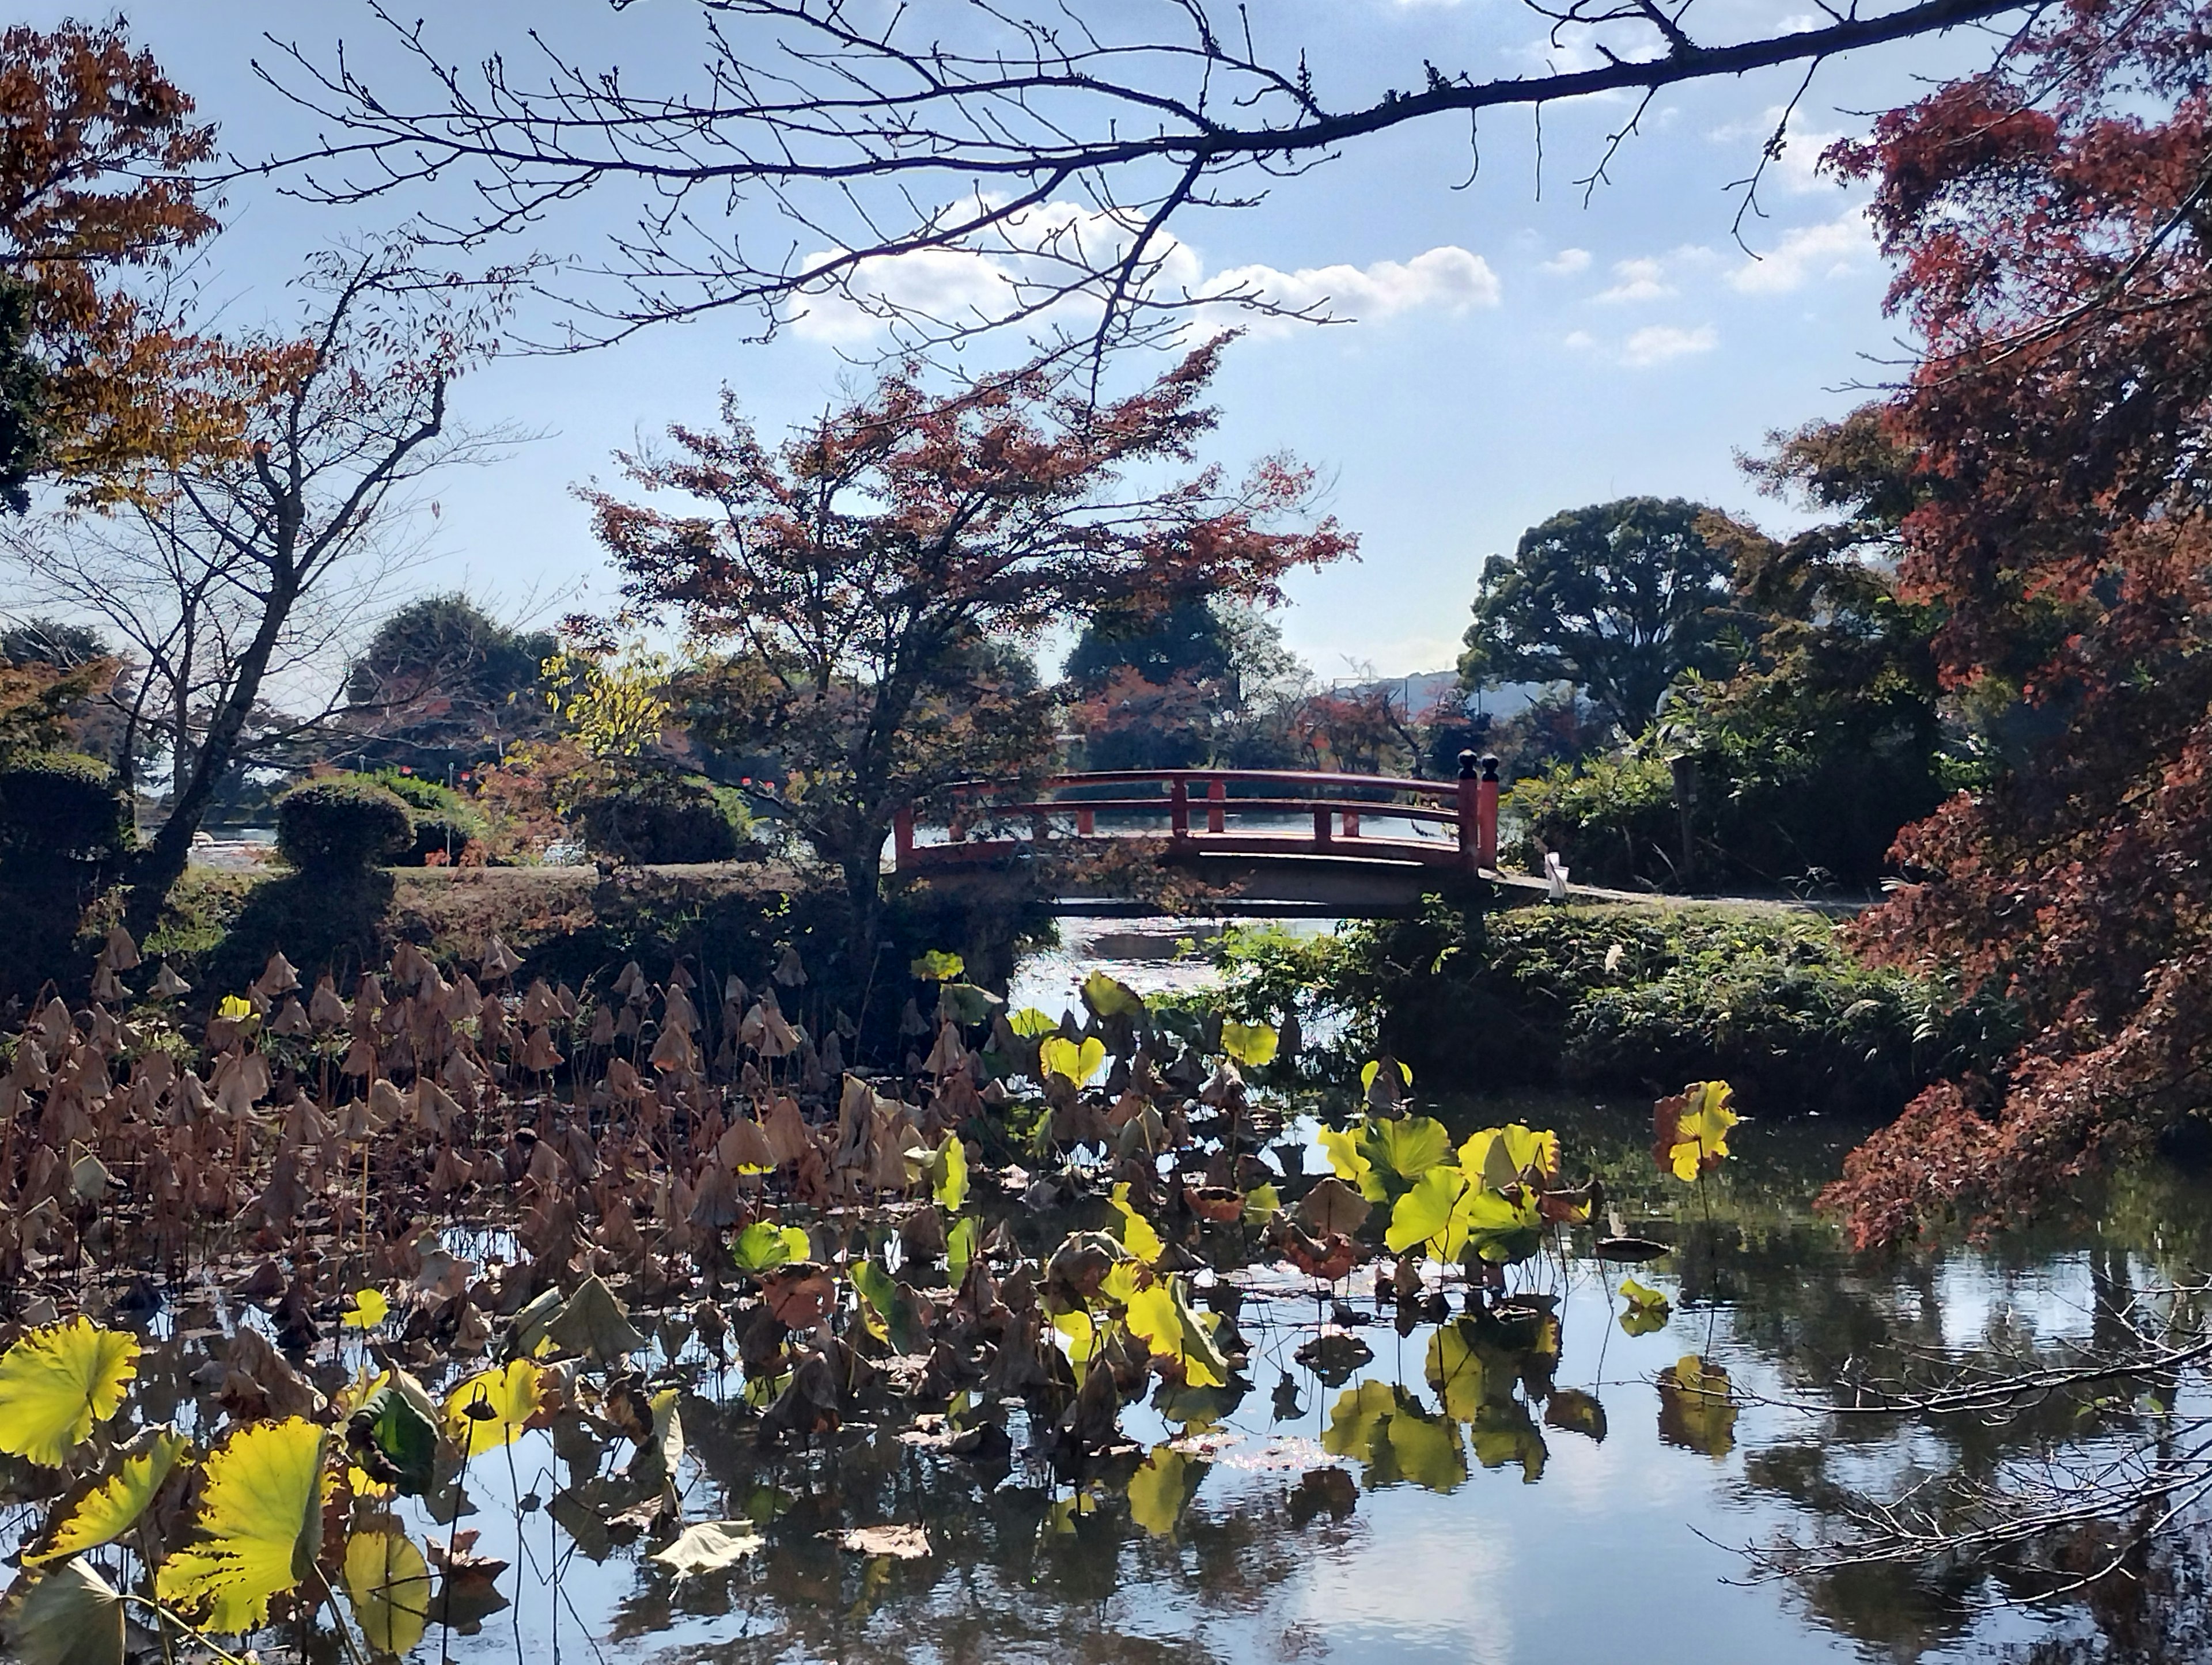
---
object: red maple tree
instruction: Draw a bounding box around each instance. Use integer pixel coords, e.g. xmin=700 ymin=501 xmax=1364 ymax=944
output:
xmin=1821 ymin=0 xmax=2212 ymax=1244
xmin=585 ymin=337 xmax=1354 ymax=909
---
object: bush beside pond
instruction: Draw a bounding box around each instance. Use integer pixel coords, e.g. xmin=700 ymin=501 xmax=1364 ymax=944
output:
xmin=1216 ymin=898 xmax=2015 ymax=1117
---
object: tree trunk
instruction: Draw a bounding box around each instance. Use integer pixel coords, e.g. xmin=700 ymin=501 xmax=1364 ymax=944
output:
xmin=122 ymin=574 xmax=300 ymax=935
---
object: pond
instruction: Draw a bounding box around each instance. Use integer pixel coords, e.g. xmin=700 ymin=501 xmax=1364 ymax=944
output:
xmin=5 ymin=923 xmax=2207 ymax=1665
xmin=384 ymin=1097 xmax=2205 ymax=1665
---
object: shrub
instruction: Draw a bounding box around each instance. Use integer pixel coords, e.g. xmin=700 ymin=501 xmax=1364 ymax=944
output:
xmin=276 ymin=779 xmax=414 ymax=874
xmin=574 ymin=772 xmax=744 ymax=864
xmin=0 ymin=751 xmax=131 ymax=874
xmin=1215 ymin=898 xmax=2014 ymax=1118
xmin=1504 ymin=753 xmax=1678 ymax=887
xmin=357 ymin=769 xmax=488 ymax=864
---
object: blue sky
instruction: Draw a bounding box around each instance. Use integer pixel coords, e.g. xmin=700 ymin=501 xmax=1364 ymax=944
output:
xmin=28 ymin=1 xmax=1982 ymax=677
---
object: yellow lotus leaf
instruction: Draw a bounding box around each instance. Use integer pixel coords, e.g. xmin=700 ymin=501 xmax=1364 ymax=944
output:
xmin=1039 ymin=1034 xmax=1105 ymax=1086
xmin=1458 ymin=1124 xmax=1560 ymax=1192
xmin=0 ymin=1318 xmax=140 ymax=1467
xmin=27 ymin=1427 xmax=190 ymax=1565
xmin=343 ymin=1527 xmax=433 ymax=1655
xmin=1126 ymin=1445 xmax=1195 ymax=1537
xmin=1122 ymin=1277 xmax=1227 ymax=1389
xmin=154 ymin=1419 xmax=329 ymax=1633
xmin=1654 ymin=1080 xmax=1740 ymax=1181
xmin=1052 ymin=1308 xmax=1098 ymax=1381
xmin=1384 ymin=1167 xmax=1471 ymax=1258
xmin=1219 ymin=1021 xmax=1279 ymax=1069
xmin=1317 ymin=1125 xmax=1383 ymax=1202
xmin=1108 ymin=1182 xmax=1164 ymax=1264
xmin=1007 ymin=1006 xmax=1058 ymax=1038
xmin=342 ymin=1289 xmax=390 ymax=1330
xmin=443 ymin=1358 xmax=544 ymax=1453
xmin=1081 ymin=969 xmax=1146 ymax=1019
xmin=931 ymin=1132 xmax=969 ymax=1211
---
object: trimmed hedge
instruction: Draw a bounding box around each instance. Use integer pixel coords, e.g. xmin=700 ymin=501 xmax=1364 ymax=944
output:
xmin=1215 ymin=898 xmax=2016 ymax=1118
xmin=276 ymin=779 xmax=414 ymax=874
xmin=359 ymin=769 xmax=488 ymax=864
xmin=575 ymin=774 xmax=741 ymax=864
xmin=0 ymin=751 xmax=131 ymax=873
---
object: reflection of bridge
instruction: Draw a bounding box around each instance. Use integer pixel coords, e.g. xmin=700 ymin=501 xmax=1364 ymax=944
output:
xmin=895 ymin=758 xmax=1510 ymax=917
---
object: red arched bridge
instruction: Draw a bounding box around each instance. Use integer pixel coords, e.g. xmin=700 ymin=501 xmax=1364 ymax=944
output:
xmin=893 ymin=757 xmax=1511 ymax=915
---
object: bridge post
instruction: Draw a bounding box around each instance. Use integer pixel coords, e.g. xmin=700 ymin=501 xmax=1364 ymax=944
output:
xmin=1207 ymin=776 xmax=1226 ymax=834
xmin=894 ymin=805 xmax=915 ymax=871
xmin=1479 ymin=754 xmax=1500 ymax=869
xmin=1076 ymin=806 xmax=1095 ymax=836
xmin=1342 ymin=808 xmax=1360 ymax=839
xmin=1170 ymin=778 xmax=1190 ymax=844
xmin=1313 ymin=804 xmax=1332 ymax=848
xmin=1457 ymin=752 xmax=1481 ymax=874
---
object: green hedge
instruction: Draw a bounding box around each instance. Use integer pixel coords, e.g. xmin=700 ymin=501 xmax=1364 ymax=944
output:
xmin=358 ymin=769 xmax=488 ymax=864
xmin=0 ymin=751 xmax=131 ymax=874
xmin=276 ymin=779 xmax=414 ymax=874
xmin=1215 ymin=899 xmax=2014 ymax=1117
xmin=574 ymin=773 xmax=746 ymax=864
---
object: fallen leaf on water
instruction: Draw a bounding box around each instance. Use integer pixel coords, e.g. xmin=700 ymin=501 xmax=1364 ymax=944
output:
xmin=650 ymin=1520 xmax=765 ymax=1579
xmin=832 ymin=1524 xmax=930 ymax=1558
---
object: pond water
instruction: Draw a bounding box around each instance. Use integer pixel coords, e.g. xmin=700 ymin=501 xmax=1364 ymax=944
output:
xmin=393 ymin=926 xmax=2212 ymax=1665
xmin=9 ymin=924 xmax=2206 ymax=1665
xmin=393 ymin=1098 xmax=2203 ymax=1665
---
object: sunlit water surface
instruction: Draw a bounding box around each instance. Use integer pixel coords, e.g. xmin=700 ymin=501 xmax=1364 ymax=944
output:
xmin=25 ymin=920 xmax=2202 ymax=1665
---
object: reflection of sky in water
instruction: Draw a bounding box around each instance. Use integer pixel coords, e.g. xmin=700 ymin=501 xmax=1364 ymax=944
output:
xmin=418 ymin=1211 xmax=2192 ymax=1665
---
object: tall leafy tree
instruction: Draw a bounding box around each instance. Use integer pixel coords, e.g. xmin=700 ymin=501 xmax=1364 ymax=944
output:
xmin=0 ymin=23 xmax=230 ymax=495
xmin=1817 ymin=0 xmax=2212 ymax=1245
xmin=1459 ymin=497 xmax=1742 ymax=734
xmin=585 ymin=337 xmax=1353 ymax=912
xmin=340 ymin=592 xmax=555 ymax=775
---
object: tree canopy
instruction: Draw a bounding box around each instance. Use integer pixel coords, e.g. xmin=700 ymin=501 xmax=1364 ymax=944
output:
xmin=586 ymin=337 xmax=1352 ymax=905
xmin=1459 ymin=496 xmax=1741 ymax=735
xmin=1819 ymin=0 xmax=2212 ymax=1246
xmin=340 ymin=593 xmax=555 ymax=775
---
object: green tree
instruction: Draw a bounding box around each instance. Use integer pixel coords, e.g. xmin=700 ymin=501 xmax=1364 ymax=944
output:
xmin=1063 ymin=595 xmax=1305 ymax=771
xmin=1459 ymin=497 xmax=1741 ymax=735
xmin=0 ymin=279 xmax=47 ymax=513
xmin=339 ymin=593 xmax=555 ymax=775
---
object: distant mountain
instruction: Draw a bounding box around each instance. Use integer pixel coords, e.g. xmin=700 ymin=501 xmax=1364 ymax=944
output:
xmin=1328 ymin=669 xmax=1543 ymax=719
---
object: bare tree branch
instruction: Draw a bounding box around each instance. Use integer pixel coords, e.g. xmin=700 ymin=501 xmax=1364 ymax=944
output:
xmin=241 ymin=0 xmax=2039 ymax=358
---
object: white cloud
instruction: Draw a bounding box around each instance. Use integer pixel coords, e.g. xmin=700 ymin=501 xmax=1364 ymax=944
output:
xmin=1707 ymin=103 xmax=1851 ymax=194
xmin=1563 ymin=329 xmax=1596 ymax=350
xmin=1540 ymin=247 xmax=1592 ymax=276
xmin=1726 ymin=211 xmax=1870 ymax=294
xmin=1621 ymin=324 xmax=1717 ymax=366
xmin=1594 ymin=256 xmax=1674 ymax=304
xmin=1203 ymin=245 xmax=1500 ymax=333
xmin=789 ymin=201 xmax=1497 ymax=343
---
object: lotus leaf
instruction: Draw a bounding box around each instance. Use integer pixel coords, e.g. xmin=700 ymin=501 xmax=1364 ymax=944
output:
xmin=344 ymin=1527 xmax=434 ymax=1655
xmin=26 ymin=1427 xmax=189 ymax=1565
xmin=0 ymin=1318 xmax=139 ymax=1467
xmin=9 ymin=1559 xmax=124 ymax=1665
xmin=154 ymin=1418 xmax=329 ymax=1633
xmin=651 ymin=1520 xmax=764 ymax=1578
xmin=444 ymin=1359 xmax=544 ymax=1452
xmin=1219 ymin=1020 xmax=1278 ymax=1068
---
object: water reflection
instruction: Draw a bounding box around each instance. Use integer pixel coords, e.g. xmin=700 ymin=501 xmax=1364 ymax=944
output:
xmin=395 ymin=1092 xmax=2212 ymax=1665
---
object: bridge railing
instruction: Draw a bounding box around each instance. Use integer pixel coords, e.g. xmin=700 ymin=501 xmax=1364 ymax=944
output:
xmin=893 ymin=756 xmax=1502 ymax=875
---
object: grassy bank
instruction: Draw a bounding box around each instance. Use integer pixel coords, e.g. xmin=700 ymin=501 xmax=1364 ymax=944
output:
xmin=1215 ymin=896 xmax=2016 ymax=1118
